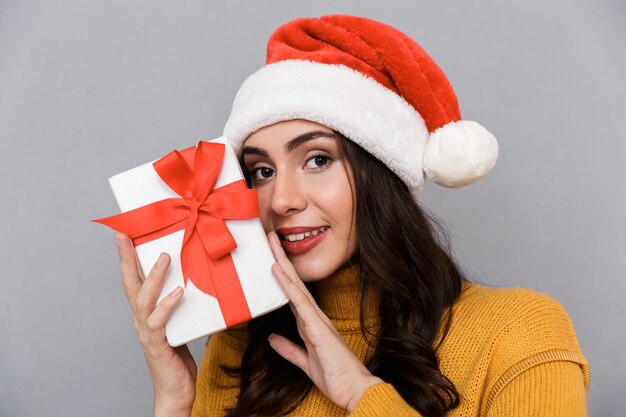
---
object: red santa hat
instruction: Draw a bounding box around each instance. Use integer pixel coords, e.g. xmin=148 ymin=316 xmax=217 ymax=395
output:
xmin=224 ymin=15 xmax=498 ymax=198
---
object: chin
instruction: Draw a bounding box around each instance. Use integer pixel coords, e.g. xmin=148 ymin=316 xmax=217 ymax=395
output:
xmin=289 ymin=256 xmax=339 ymax=282
xmin=291 ymin=249 xmax=358 ymax=282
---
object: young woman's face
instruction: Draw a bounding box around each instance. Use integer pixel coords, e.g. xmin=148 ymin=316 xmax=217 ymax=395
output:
xmin=241 ymin=119 xmax=357 ymax=282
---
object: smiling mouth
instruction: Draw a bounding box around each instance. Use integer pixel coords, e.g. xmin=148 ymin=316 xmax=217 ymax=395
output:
xmin=279 ymin=226 xmax=330 ymax=242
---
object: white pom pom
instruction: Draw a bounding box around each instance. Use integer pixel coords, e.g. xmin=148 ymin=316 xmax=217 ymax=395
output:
xmin=423 ymin=120 xmax=499 ymax=188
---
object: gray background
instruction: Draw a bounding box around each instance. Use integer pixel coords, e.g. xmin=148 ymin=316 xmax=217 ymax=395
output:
xmin=1 ymin=1 xmax=624 ymax=416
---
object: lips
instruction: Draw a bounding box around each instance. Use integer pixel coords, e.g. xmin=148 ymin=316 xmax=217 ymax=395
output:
xmin=275 ymin=226 xmax=330 ymax=255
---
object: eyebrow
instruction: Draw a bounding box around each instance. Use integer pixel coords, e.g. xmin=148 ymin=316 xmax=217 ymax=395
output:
xmin=241 ymin=130 xmax=337 ymax=158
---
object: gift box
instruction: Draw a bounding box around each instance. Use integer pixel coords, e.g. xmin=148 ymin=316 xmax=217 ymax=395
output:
xmin=94 ymin=137 xmax=288 ymax=346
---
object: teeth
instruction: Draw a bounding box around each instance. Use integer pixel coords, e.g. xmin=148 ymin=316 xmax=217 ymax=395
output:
xmin=282 ymin=226 xmax=328 ymax=242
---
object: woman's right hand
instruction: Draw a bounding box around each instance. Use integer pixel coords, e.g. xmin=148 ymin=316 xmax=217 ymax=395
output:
xmin=115 ymin=232 xmax=197 ymax=417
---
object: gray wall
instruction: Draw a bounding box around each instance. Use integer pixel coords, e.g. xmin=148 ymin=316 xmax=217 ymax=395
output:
xmin=1 ymin=1 xmax=624 ymax=416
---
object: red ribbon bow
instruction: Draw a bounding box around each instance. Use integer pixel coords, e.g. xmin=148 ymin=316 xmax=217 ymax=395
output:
xmin=94 ymin=141 xmax=258 ymax=326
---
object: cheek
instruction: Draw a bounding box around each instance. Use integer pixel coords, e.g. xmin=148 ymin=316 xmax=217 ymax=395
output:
xmin=316 ymin=176 xmax=354 ymax=224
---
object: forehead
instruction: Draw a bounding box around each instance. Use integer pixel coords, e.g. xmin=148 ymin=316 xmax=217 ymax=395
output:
xmin=243 ymin=120 xmax=335 ymax=146
xmin=241 ymin=122 xmax=338 ymax=160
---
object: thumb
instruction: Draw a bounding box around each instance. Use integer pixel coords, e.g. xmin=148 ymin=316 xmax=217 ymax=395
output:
xmin=268 ymin=333 xmax=309 ymax=375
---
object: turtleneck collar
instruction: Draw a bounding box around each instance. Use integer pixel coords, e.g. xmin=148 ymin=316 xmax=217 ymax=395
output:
xmin=313 ymin=261 xmax=379 ymax=323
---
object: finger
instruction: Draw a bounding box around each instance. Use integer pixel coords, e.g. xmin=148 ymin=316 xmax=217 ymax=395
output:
xmin=115 ymin=233 xmax=146 ymax=281
xmin=272 ymin=262 xmax=331 ymax=325
xmin=268 ymin=333 xmax=309 ymax=375
xmin=144 ymin=286 xmax=184 ymax=344
xmin=135 ymin=252 xmax=171 ymax=320
xmin=288 ymin=300 xmax=297 ymax=317
xmin=268 ymin=234 xmax=334 ymax=327
xmin=268 ymin=233 xmax=317 ymax=304
xmin=268 ymin=231 xmax=300 ymax=280
xmin=135 ymin=252 xmax=146 ymax=281
xmin=273 ymin=263 xmax=323 ymax=325
xmin=115 ymin=233 xmax=143 ymax=307
xmin=272 ymin=263 xmax=309 ymax=304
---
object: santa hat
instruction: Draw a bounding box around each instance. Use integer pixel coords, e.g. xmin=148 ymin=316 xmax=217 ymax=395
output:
xmin=224 ymin=15 xmax=498 ymax=198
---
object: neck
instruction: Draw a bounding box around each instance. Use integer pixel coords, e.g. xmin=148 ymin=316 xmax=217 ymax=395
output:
xmin=313 ymin=260 xmax=379 ymax=322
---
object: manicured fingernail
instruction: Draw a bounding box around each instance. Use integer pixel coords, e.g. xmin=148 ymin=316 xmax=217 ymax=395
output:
xmin=268 ymin=333 xmax=275 ymax=342
xmin=169 ymin=286 xmax=183 ymax=298
xmin=157 ymin=253 xmax=167 ymax=267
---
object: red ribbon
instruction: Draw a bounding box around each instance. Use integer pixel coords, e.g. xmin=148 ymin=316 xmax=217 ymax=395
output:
xmin=94 ymin=141 xmax=258 ymax=327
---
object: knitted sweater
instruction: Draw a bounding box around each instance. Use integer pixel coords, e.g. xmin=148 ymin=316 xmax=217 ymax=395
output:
xmin=191 ymin=263 xmax=590 ymax=416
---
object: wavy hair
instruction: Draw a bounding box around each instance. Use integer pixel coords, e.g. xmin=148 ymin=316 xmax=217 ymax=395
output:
xmin=222 ymin=131 xmax=464 ymax=416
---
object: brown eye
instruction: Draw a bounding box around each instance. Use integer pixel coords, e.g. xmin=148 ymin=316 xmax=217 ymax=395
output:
xmin=251 ymin=167 xmax=275 ymax=180
xmin=305 ymin=154 xmax=332 ymax=169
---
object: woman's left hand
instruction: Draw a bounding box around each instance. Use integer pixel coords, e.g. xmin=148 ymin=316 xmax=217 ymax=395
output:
xmin=266 ymin=231 xmax=384 ymax=412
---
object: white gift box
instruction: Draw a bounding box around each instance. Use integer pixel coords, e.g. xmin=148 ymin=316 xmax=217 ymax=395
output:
xmin=105 ymin=137 xmax=288 ymax=346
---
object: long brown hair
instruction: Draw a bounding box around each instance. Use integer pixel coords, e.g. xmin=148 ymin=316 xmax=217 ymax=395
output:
xmin=223 ymin=131 xmax=464 ymax=416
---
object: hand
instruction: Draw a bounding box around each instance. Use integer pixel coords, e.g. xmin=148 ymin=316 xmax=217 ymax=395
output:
xmin=115 ymin=233 xmax=196 ymax=417
xmin=266 ymin=231 xmax=384 ymax=412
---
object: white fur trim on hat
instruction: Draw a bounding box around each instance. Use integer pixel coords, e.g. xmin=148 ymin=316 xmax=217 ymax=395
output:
xmin=223 ymin=60 xmax=430 ymax=197
xmin=423 ymin=120 xmax=499 ymax=188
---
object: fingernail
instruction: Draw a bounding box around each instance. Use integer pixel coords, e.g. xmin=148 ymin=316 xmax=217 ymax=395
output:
xmin=268 ymin=333 xmax=274 ymax=342
xmin=114 ymin=233 xmax=124 ymax=245
xmin=157 ymin=253 xmax=167 ymax=267
xmin=272 ymin=262 xmax=283 ymax=273
xmin=272 ymin=232 xmax=281 ymax=246
xmin=169 ymin=286 xmax=183 ymax=298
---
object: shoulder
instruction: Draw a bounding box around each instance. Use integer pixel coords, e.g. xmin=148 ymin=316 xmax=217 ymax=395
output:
xmin=452 ymin=282 xmax=583 ymax=351
xmin=457 ymin=280 xmax=562 ymax=309
xmin=439 ymin=281 xmax=590 ymax=390
xmin=454 ymin=282 xmax=573 ymax=325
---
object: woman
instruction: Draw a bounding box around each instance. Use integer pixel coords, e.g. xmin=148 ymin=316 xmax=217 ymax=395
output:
xmin=114 ymin=15 xmax=590 ymax=417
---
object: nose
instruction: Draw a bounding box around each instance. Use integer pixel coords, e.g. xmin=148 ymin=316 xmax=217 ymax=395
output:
xmin=270 ymin=171 xmax=307 ymax=216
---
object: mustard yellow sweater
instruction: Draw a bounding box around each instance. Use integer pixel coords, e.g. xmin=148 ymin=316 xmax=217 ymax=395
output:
xmin=192 ymin=263 xmax=590 ymax=416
